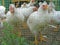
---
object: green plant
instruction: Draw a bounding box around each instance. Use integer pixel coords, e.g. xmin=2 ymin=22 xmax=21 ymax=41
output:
xmin=1 ymin=22 xmax=29 ymax=45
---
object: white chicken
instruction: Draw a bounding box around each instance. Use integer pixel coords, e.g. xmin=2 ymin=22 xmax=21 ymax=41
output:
xmin=17 ymin=6 xmax=37 ymax=22
xmin=0 ymin=6 xmax=6 ymax=18
xmin=6 ymin=4 xmax=24 ymax=36
xmin=46 ymin=2 xmax=60 ymax=32
xmin=21 ymin=2 xmax=28 ymax=8
xmin=27 ymin=0 xmax=36 ymax=7
xmin=48 ymin=2 xmax=60 ymax=25
xmin=21 ymin=0 xmax=35 ymax=8
xmin=48 ymin=1 xmax=55 ymax=14
xmin=27 ymin=1 xmax=52 ymax=43
xmin=0 ymin=6 xmax=6 ymax=28
xmin=27 ymin=1 xmax=50 ymax=34
xmin=6 ymin=4 xmax=24 ymax=26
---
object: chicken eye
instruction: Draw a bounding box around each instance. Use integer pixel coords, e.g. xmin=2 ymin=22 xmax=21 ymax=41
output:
xmin=42 ymin=5 xmax=45 ymax=7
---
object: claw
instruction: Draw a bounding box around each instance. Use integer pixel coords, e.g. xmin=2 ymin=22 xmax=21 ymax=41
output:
xmin=33 ymin=35 xmax=38 ymax=45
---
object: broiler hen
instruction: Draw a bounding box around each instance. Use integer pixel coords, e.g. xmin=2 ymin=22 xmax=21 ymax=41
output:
xmin=6 ymin=4 xmax=24 ymax=36
xmin=27 ymin=1 xmax=51 ymax=44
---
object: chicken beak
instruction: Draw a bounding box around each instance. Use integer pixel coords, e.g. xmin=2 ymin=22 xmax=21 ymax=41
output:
xmin=45 ymin=5 xmax=48 ymax=9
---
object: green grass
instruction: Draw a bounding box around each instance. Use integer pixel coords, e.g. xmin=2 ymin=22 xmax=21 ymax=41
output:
xmin=1 ymin=22 xmax=30 ymax=45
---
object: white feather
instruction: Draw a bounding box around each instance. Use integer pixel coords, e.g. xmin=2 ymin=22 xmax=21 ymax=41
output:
xmin=27 ymin=1 xmax=52 ymax=35
xmin=6 ymin=4 xmax=24 ymax=26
